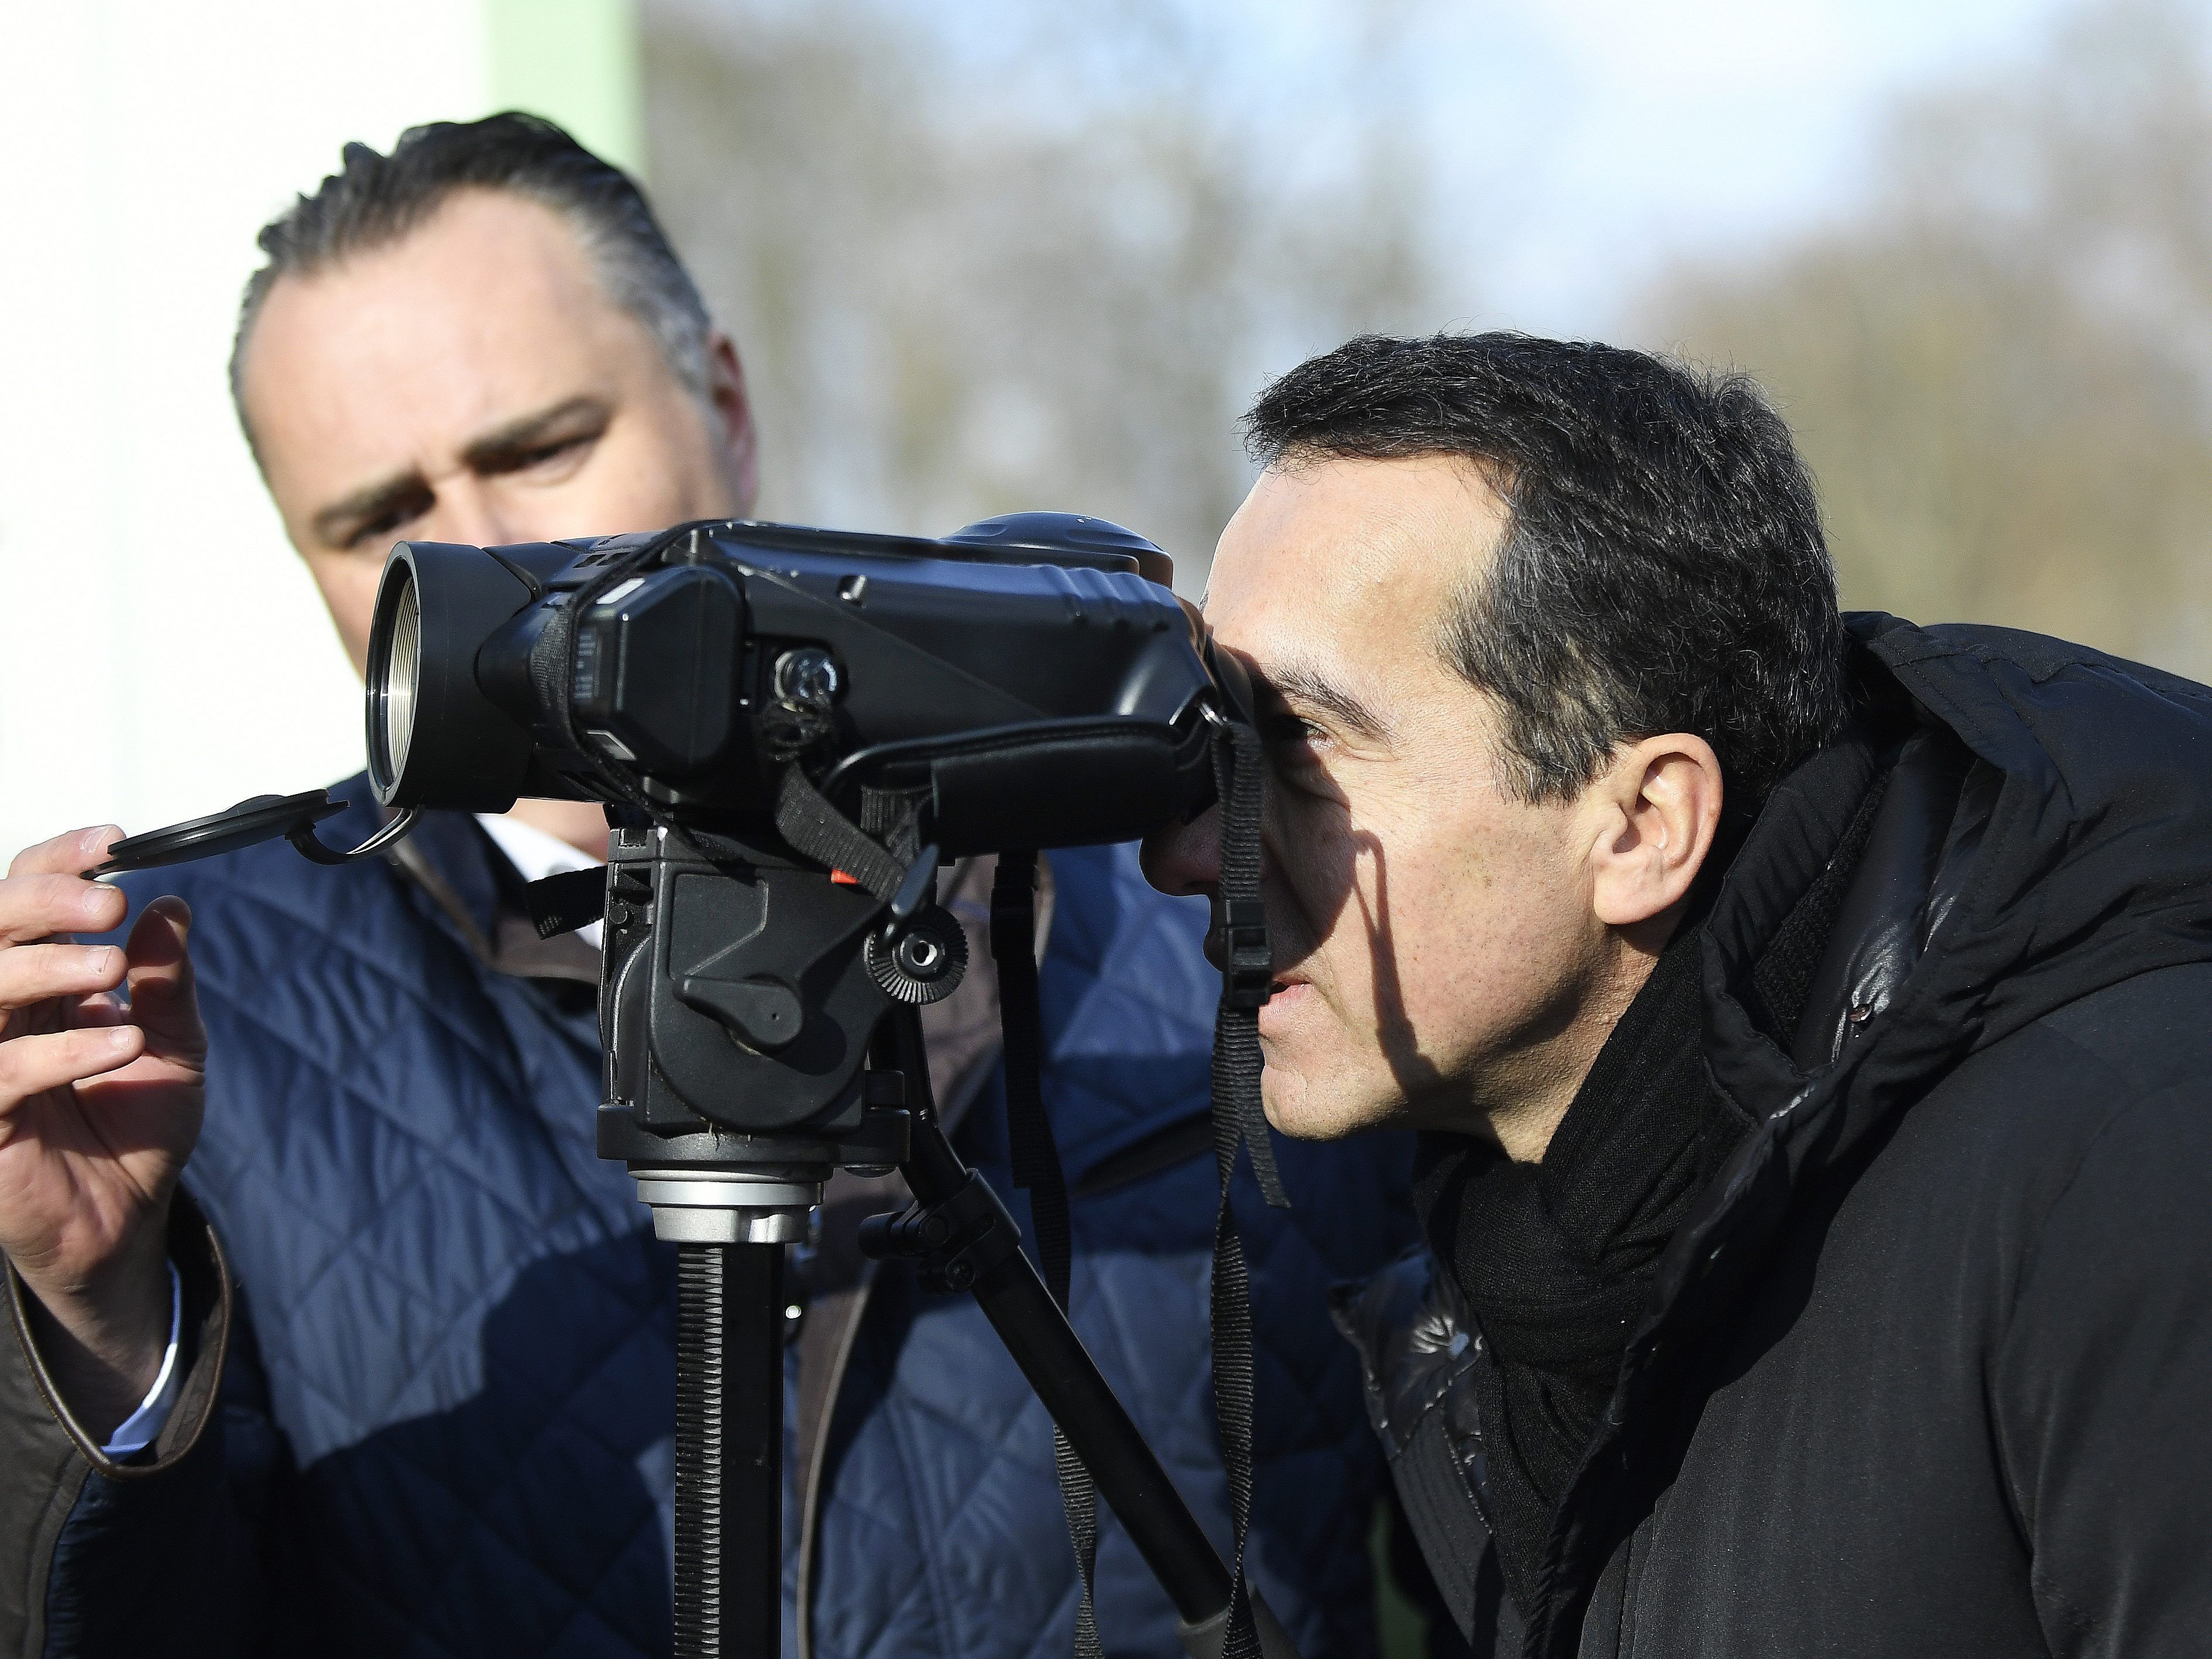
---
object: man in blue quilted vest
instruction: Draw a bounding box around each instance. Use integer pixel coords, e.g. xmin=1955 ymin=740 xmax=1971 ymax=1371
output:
xmin=0 ymin=115 xmax=1420 ymax=1657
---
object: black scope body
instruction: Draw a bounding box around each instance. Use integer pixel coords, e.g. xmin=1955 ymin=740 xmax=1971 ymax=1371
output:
xmin=364 ymin=513 xmax=1238 ymax=856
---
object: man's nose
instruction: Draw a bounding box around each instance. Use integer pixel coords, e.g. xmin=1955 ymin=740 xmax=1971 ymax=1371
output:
xmin=1139 ymin=803 xmax=1222 ymax=898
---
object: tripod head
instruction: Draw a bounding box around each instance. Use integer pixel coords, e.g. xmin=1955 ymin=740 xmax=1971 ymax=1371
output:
xmin=590 ymin=818 xmax=926 ymax=1245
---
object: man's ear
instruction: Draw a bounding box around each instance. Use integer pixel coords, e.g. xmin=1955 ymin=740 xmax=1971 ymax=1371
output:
xmin=1586 ymin=733 xmax=1724 ymax=936
xmin=703 ymin=330 xmax=759 ymax=515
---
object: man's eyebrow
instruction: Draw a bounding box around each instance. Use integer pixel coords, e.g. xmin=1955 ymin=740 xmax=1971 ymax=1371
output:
xmin=461 ymin=394 xmax=609 ymax=471
xmin=1262 ymin=660 xmax=1393 ymax=742
xmin=311 ymin=470 xmax=429 ymax=548
xmin=308 ymin=396 xmax=612 ymax=547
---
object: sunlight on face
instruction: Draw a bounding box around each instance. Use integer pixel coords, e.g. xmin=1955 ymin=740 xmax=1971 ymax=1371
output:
xmin=1149 ymin=455 xmax=1613 ymax=1142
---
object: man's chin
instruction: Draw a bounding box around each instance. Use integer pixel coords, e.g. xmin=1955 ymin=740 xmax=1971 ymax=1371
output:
xmin=1253 ymin=988 xmax=1403 ymax=1138
xmin=1256 ymin=1059 xmax=1397 ymax=1143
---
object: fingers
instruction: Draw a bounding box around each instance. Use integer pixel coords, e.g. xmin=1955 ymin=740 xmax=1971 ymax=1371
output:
xmin=0 ymin=943 xmax=128 ymax=1014
xmin=0 ymin=1025 xmax=143 ymax=1110
xmin=0 ymin=871 xmax=130 ymax=949
xmin=122 ymin=899 xmax=202 ymax=1063
xmin=67 ymin=992 xmax=129 ymax=1029
xmin=4 ymin=829 xmax=130 ymax=950
xmin=9 ymin=827 xmax=122 ymax=881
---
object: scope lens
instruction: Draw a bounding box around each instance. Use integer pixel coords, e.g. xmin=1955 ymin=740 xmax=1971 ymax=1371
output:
xmin=377 ymin=568 xmax=421 ymax=780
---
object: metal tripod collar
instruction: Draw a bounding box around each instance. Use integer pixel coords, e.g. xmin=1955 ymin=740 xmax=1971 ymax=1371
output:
xmin=628 ymin=1167 xmax=822 ymax=1245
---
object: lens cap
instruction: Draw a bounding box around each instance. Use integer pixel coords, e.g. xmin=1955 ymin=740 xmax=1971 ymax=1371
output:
xmin=97 ymin=791 xmax=346 ymax=874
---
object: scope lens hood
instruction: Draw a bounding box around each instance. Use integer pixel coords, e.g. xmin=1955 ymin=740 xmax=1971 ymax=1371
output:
xmin=366 ymin=542 xmax=540 ymax=812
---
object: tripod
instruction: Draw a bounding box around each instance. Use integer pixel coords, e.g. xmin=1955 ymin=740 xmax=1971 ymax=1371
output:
xmin=590 ymin=812 xmax=1297 ymax=1658
xmin=646 ymin=1030 xmax=1296 ymax=1659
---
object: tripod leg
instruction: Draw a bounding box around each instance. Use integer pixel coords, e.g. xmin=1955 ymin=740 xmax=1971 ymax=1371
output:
xmin=675 ymin=1241 xmax=785 ymax=1658
xmin=894 ymin=1114 xmax=1300 ymax=1657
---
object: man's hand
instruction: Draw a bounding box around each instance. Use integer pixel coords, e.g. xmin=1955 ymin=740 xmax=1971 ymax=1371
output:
xmin=0 ymin=827 xmax=205 ymax=1442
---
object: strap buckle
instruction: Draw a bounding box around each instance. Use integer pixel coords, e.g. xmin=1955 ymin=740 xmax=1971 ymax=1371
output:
xmin=1217 ymin=897 xmax=1273 ymax=1011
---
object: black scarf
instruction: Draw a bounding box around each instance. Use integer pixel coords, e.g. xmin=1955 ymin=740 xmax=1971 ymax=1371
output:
xmin=1413 ymin=920 xmax=1747 ymax=1615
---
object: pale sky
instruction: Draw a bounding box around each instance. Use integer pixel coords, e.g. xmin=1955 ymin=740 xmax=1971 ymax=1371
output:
xmin=929 ymin=0 xmax=2122 ymax=330
xmin=1351 ymin=0 xmax=2105 ymax=332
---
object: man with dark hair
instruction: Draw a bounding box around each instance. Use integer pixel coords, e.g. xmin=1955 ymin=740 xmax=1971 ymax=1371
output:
xmin=0 ymin=116 xmax=1417 ymax=1658
xmin=1147 ymin=331 xmax=2212 ymax=1655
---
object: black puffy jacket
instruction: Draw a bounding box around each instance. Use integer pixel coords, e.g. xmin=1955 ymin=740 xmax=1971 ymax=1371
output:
xmin=1337 ymin=614 xmax=2212 ymax=1658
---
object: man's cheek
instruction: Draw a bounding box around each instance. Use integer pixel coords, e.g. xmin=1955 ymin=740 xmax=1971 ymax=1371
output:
xmin=1265 ymin=797 xmax=1362 ymax=947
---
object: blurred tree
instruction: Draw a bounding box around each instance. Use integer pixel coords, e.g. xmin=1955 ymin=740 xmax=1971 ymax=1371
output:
xmin=1644 ymin=0 xmax=2212 ymax=677
xmin=641 ymin=0 xmax=1443 ymax=592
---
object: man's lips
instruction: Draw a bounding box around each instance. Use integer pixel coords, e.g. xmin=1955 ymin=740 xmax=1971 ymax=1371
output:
xmin=1258 ymin=980 xmax=1313 ymax=1028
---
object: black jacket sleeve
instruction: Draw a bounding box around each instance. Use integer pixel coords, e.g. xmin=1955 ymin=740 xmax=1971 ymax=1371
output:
xmin=1994 ymin=1076 xmax=2212 ymax=1658
xmin=0 ymin=1191 xmax=279 ymax=1658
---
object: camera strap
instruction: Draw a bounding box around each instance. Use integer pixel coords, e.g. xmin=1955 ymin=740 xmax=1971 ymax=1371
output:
xmin=1207 ymin=715 xmax=1291 ymax=1659
xmin=543 ymin=534 xmax=685 ymax=830
xmin=773 ymin=766 xmax=908 ymax=900
xmin=991 ymin=719 xmax=1288 ymax=1659
xmin=992 ymin=850 xmax=1104 ymax=1659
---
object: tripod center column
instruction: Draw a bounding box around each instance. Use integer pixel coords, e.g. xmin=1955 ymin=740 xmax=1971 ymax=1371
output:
xmin=674 ymin=1241 xmax=787 ymax=1658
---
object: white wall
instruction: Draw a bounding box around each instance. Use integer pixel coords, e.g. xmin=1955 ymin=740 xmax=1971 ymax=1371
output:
xmin=0 ymin=2 xmax=637 ymax=857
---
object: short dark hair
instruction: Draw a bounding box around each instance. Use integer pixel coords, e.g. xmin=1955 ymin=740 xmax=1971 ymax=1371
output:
xmin=229 ymin=112 xmax=712 ymax=454
xmin=1244 ymin=332 xmax=1849 ymax=808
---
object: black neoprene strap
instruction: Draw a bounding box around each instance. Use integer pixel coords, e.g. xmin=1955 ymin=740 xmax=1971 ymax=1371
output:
xmin=992 ymin=851 xmax=1104 ymax=1659
xmin=525 ymin=867 xmax=608 ymax=939
xmin=1210 ymin=716 xmax=1290 ymax=1659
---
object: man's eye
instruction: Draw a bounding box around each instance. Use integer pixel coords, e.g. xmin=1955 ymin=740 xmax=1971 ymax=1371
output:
xmin=346 ymin=499 xmax=428 ymax=550
xmin=1263 ymin=715 xmax=1333 ymax=777
xmin=510 ymin=432 xmax=598 ymax=475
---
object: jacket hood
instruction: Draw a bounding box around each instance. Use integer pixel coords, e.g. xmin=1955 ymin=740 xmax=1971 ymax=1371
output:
xmin=1699 ymin=614 xmax=2212 ymax=1191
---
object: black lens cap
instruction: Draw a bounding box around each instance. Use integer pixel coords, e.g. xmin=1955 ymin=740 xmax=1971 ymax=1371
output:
xmin=97 ymin=791 xmax=346 ymax=875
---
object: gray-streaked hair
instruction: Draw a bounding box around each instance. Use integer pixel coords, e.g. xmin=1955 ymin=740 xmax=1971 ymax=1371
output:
xmin=229 ymin=112 xmax=713 ymax=457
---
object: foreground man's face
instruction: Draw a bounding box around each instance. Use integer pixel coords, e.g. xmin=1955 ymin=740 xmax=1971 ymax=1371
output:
xmin=1143 ymin=456 xmax=1611 ymax=1143
xmin=238 ymin=187 xmax=757 ymax=674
